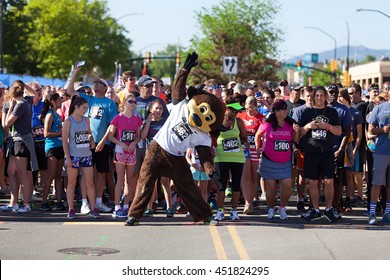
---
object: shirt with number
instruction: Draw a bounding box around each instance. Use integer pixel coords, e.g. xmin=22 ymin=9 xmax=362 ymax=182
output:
xmin=259 ymin=121 xmax=294 ymax=163
xmin=154 ymin=99 xmax=211 ymax=156
xmin=367 ymin=101 xmax=390 ymax=156
xmin=299 ymin=107 xmax=340 ymax=154
xmin=214 ymin=118 xmax=245 ymax=163
xmin=80 ymin=93 xmax=118 ymax=143
xmin=237 ymin=111 xmax=265 ymax=160
xmin=110 ymin=113 xmax=142 ymax=154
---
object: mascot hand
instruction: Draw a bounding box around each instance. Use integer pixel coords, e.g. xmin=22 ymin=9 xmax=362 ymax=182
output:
xmin=183 ymin=52 xmax=198 ymax=70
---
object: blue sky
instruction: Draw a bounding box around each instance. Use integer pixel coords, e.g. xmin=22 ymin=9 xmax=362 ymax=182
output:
xmin=106 ymin=0 xmax=390 ymax=61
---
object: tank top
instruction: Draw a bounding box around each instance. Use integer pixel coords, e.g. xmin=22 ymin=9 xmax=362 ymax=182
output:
xmin=68 ymin=116 xmax=91 ymax=157
xmin=45 ymin=110 xmax=63 ymax=152
xmin=214 ymin=118 xmax=245 ymax=163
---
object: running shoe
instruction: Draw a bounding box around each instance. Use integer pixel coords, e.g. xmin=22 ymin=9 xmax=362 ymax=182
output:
xmin=80 ymin=204 xmax=91 ymax=214
xmin=112 ymin=208 xmax=127 ymax=218
xmin=277 ymin=207 xmax=288 ymax=220
xmin=260 ymin=192 xmax=266 ymax=201
xmin=368 ymin=213 xmax=378 ymax=225
xmin=96 ymin=202 xmax=112 ymax=213
xmin=267 ymin=208 xmax=275 ymax=220
xmin=143 ymin=208 xmax=154 ymax=217
xmin=304 ymin=209 xmax=322 ymax=221
xmin=344 ymin=201 xmax=352 ymax=212
xmin=333 ymin=208 xmax=343 ymax=219
xmin=225 ymin=187 xmax=232 ymax=197
xmin=214 ymin=210 xmax=225 ymax=221
xmin=40 ymin=202 xmax=52 ymax=211
xmin=124 ymin=216 xmax=139 ymax=226
xmin=67 ymin=209 xmax=77 ymax=220
xmin=243 ymin=204 xmax=254 ymax=215
xmin=89 ymin=208 xmax=101 ymax=219
xmin=209 ymin=199 xmax=219 ymax=211
xmin=166 ymin=208 xmax=175 ymax=218
xmin=323 ymin=208 xmax=338 ymax=222
xmin=230 ymin=210 xmax=240 ymax=220
xmin=0 ymin=204 xmax=19 ymax=212
xmin=204 ymin=216 xmax=219 ymax=226
xmin=53 ymin=201 xmax=66 ymax=211
xmin=382 ymin=212 xmax=390 ymax=223
xmin=296 ymin=201 xmax=305 ymax=211
xmin=17 ymin=204 xmax=31 ymax=213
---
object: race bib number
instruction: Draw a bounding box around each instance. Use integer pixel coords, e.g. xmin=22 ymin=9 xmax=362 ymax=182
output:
xmin=311 ymin=129 xmax=327 ymax=140
xmin=172 ymin=121 xmax=193 ymax=142
xmin=121 ymin=130 xmax=136 ymax=143
xmin=75 ymin=131 xmax=90 ymax=148
xmin=222 ymin=137 xmax=240 ymax=152
xmin=247 ymin=134 xmax=255 ymax=148
xmin=274 ymin=140 xmax=290 ymax=152
xmin=32 ymin=126 xmax=44 ymax=139
xmin=88 ymin=106 xmax=103 ymax=119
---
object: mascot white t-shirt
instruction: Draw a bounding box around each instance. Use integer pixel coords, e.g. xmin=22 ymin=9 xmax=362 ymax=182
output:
xmin=154 ymin=99 xmax=211 ymax=156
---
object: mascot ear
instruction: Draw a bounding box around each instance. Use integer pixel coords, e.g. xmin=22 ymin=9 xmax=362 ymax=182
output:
xmin=188 ymin=84 xmax=206 ymax=100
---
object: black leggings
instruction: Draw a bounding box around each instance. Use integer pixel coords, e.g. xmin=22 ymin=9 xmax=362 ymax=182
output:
xmin=215 ymin=162 xmax=244 ymax=192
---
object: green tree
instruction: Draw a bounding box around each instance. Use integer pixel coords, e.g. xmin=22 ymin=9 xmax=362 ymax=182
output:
xmin=360 ymin=54 xmax=376 ymax=64
xmin=189 ymin=0 xmax=282 ymax=84
xmin=6 ymin=0 xmax=133 ymax=79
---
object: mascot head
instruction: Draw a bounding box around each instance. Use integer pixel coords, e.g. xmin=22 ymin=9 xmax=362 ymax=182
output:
xmin=186 ymin=86 xmax=224 ymax=134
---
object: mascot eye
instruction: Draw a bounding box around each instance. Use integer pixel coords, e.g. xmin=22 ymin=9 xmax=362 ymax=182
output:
xmin=200 ymin=106 xmax=207 ymax=113
xmin=205 ymin=115 xmax=213 ymax=122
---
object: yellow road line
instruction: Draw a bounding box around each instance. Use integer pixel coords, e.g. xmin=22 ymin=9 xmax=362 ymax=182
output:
xmin=63 ymin=222 xmax=123 ymax=225
xmin=209 ymin=226 xmax=227 ymax=260
xmin=227 ymin=226 xmax=250 ymax=260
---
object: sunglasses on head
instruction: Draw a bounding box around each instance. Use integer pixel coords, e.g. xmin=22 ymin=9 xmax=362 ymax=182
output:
xmin=127 ymin=100 xmax=137 ymax=104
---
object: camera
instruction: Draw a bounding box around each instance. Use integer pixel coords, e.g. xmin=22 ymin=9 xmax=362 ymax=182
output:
xmin=76 ymin=61 xmax=85 ymax=67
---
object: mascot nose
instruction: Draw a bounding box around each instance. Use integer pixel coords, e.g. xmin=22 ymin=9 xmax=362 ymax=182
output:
xmin=191 ymin=113 xmax=202 ymax=127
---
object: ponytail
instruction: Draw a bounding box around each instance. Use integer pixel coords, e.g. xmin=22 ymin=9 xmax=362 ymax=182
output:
xmin=40 ymin=92 xmax=60 ymax=125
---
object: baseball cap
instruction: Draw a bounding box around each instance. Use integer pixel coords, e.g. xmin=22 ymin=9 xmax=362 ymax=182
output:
xmin=93 ymin=77 xmax=108 ymax=88
xmin=226 ymin=102 xmax=244 ymax=111
xmin=137 ymin=75 xmax=156 ymax=86
xmin=280 ymin=79 xmax=288 ymax=87
xmin=326 ymin=83 xmax=339 ymax=94
xmin=246 ymin=80 xmax=257 ymax=89
xmin=289 ymin=83 xmax=303 ymax=91
xmin=228 ymin=81 xmax=237 ymax=88
xmin=74 ymin=81 xmax=85 ymax=91
xmin=272 ymin=99 xmax=288 ymax=111
xmin=368 ymin=83 xmax=380 ymax=92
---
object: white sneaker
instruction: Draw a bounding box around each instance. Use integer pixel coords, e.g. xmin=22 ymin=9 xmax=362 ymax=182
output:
xmin=96 ymin=202 xmax=112 ymax=213
xmin=267 ymin=208 xmax=275 ymax=219
xmin=0 ymin=204 xmax=19 ymax=212
xmin=80 ymin=204 xmax=91 ymax=214
xmin=214 ymin=210 xmax=225 ymax=221
xmin=17 ymin=204 xmax=31 ymax=213
xmin=277 ymin=207 xmax=288 ymax=220
xmin=260 ymin=193 xmax=267 ymax=201
xmin=230 ymin=210 xmax=240 ymax=220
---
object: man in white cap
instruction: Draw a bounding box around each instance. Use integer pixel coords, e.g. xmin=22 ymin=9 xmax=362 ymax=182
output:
xmin=67 ymin=63 xmax=118 ymax=213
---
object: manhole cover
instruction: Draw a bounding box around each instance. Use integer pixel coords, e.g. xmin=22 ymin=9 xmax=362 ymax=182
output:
xmin=58 ymin=247 xmax=120 ymax=256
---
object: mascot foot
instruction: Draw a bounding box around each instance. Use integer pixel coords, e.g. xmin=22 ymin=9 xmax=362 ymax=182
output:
xmin=204 ymin=217 xmax=219 ymax=226
xmin=124 ymin=216 xmax=139 ymax=226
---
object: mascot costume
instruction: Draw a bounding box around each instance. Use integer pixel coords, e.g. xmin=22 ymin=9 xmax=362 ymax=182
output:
xmin=125 ymin=52 xmax=224 ymax=226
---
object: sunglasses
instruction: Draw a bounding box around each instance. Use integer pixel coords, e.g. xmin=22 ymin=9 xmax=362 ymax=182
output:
xmin=127 ymin=100 xmax=137 ymax=104
xmin=384 ymin=87 xmax=389 ymax=91
xmin=348 ymin=91 xmax=355 ymax=95
xmin=127 ymin=77 xmax=135 ymax=82
xmin=143 ymin=83 xmax=153 ymax=88
xmin=94 ymin=81 xmax=106 ymax=86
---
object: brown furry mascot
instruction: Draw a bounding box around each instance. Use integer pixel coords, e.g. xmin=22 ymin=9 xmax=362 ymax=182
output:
xmin=125 ymin=52 xmax=224 ymax=226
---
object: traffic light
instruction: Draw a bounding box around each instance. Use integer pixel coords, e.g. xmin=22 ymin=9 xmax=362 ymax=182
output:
xmin=343 ymin=71 xmax=350 ymax=86
xmin=296 ymin=60 xmax=302 ymax=71
xmin=145 ymin=52 xmax=151 ymax=63
xmin=330 ymin=59 xmax=338 ymax=71
xmin=175 ymin=52 xmax=180 ymax=64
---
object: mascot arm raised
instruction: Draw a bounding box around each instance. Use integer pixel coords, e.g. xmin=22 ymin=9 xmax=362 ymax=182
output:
xmin=172 ymin=52 xmax=198 ymax=105
xmin=195 ymin=145 xmax=222 ymax=189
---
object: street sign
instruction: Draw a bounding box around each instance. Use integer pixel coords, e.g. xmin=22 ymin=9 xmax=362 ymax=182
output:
xmin=223 ymin=56 xmax=238 ymax=75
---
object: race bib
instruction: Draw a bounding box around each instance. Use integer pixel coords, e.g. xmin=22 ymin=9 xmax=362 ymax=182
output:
xmin=88 ymin=106 xmax=103 ymax=119
xmin=32 ymin=126 xmax=44 ymax=139
xmin=75 ymin=131 xmax=90 ymax=148
xmin=311 ymin=129 xmax=327 ymax=140
xmin=247 ymin=134 xmax=255 ymax=148
xmin=222 ymin=137 xmax=240 ymax=152
xmin=274 ymin=140 xmax=290 ymax=152
xmin=121 ymin=130 xmax=136 ymax=143
xmin=172 ymin=121 xmax=192 ymax=142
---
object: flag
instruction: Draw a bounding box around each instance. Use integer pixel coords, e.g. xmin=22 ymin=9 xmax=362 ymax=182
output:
xmin=117 ymin=63 xmax=125 ymax=88
xmin=142 ymin=62 xmax=147 ymax=76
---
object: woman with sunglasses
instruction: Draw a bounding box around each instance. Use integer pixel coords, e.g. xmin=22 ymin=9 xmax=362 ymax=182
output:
xmin=214 ymin=98 xmax=248 ymax=221
xmin=97 ymin=93 xmax=142 ymax=218
xmin=255 ymin=99 xmax=299 ymax=220
xmin=237 ymin=96 xmax=265 ymax=214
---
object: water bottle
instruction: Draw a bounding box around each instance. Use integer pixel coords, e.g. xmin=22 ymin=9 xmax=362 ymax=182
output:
xmin=244 ymin=149 xmax=250 ymax=159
